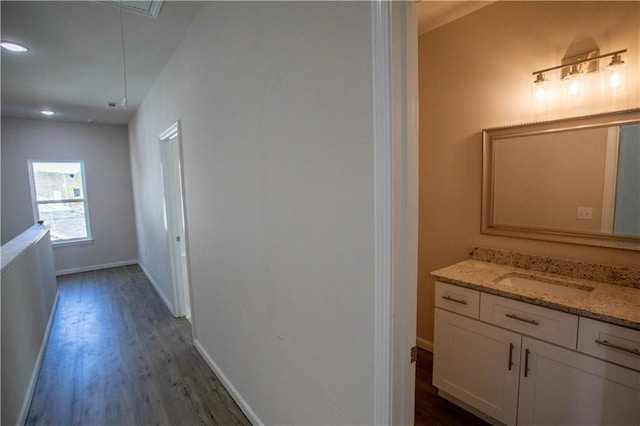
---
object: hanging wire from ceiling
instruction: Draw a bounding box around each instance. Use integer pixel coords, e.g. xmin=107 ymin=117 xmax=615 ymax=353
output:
xmin=119 ymin=1 xmax=128 ymax=109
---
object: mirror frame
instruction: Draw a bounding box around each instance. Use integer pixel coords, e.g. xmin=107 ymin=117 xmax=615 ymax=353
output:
xmin=482 ymin=108 xmax=640 ymax=251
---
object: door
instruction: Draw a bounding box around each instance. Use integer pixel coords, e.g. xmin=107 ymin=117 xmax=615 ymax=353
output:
xmin=518 ymin=336 xmax=640 ymax=425
xmin=159 ymin=122 xmax=191 ymax=320
xmin=433 ymin=309 xmax=521 ymax=425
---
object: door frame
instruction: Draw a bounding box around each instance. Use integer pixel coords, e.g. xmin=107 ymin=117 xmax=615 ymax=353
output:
xmin=159 ymin=121 xmax=192 ymax=319
xmin=372 ymin=1 xmax=419 ymax=424
xmin=601 ymin=126 xmax=620 ymax=233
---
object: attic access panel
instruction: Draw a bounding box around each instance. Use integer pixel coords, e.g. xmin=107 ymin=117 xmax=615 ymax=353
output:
xmin=101 ymin=1 xmax=164 ymax=18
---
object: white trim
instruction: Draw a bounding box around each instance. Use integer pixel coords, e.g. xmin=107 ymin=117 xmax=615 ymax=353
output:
xmin=158 ymin=121 xmax=179 ymax=141
xmin=99 ymin=0 xmax=164 ymax=19
xmin=139 ymin=261 xmax=176 ymax=316
xmin=193 ymin=339 xmax=263 ymax=426
xmin=390 ymin=3 xmax=419 ymax=424
xmin=51 ymin=237 xmax=94 ymax=247
xmin=55 ymin=259 xmax=138 ymax=276
xmin=371 ymin=1 xmax=393 ymax=424
xmin=27 ymin=160 xmax=93 ymax=243
xmin=17 ymin=292 xmax=60 ymax=426
xmin=416 ymin=337 xmax=434 ymax=353
xmin=159 ymin=120 xmax=191 ymax=319
xmin=372 ymin=2 xmax=419 ymax=423
xmin=601 ymin=126 xmax=620 ymax=233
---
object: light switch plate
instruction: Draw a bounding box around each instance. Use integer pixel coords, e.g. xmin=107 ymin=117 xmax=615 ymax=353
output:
xmin=577 ymin=207 xmax=593 ymax=220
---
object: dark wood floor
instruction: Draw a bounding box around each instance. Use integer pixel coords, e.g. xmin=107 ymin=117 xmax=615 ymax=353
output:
xmin=414 ymin=348 xmax=489 ymax=426
xmin=28 ymin=265 xmax=484 ymax=425
xmin=26 ymin=265 xmax=249 ymax=426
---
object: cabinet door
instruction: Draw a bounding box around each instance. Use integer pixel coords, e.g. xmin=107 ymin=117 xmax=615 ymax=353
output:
xmin=434 ymin=308 xmax=521 ymax=425
xmin=518 ymin=336 xmax=640 ymax=426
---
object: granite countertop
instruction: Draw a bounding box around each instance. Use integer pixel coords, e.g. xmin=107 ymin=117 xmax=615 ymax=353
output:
xmin=430 ymin=259 xmax=640 ymax=331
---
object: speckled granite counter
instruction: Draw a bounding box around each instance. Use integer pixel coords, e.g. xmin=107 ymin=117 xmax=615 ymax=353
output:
xmin=469 ymin=247 xmax=640 ymax=289
xmin=431 ymin=259 xmax=640 ymax=331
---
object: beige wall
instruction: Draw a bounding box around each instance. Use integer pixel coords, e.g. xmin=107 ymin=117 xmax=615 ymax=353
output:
xmin=493 ymin=127 xmax=608 ymax=233
xmin=418 ymin=1 xmax=640 ymax=346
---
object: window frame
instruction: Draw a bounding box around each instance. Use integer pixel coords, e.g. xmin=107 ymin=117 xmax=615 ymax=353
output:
xmin=28 ymin=160 xmax=93 ymax=245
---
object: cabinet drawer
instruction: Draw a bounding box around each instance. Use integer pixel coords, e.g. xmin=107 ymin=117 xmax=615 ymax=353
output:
xmin=435 ymin=282 xmax=480 ymax=318
xmin=480 ymin=293 xmax=578 ymax=349
xmin=578 ymin=317 xmax=640 ymax=372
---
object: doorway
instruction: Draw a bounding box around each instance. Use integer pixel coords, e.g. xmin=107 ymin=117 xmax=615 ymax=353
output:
xmin=159 ymin=122 xmax=191 ymax=320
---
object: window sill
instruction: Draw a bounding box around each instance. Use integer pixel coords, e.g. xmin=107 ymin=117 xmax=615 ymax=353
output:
xmin=52 ymin=238 xmax=94 ymax=247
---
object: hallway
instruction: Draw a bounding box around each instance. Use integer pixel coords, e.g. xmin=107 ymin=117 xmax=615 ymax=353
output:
xmin=26 ymin=266 xmax=249 ymax=425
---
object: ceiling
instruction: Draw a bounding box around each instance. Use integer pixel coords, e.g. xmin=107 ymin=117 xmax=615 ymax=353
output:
xmin=417 ymin=1 xmax=493 ymax=35
xmin=1 ymin=1 xmax=490 ymax=126
xmin=1 ymin=1 xmax=202 ymax=125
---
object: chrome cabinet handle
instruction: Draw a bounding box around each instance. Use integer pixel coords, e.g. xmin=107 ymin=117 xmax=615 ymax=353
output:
xmin=524 ymin=348 xmax=530 ymax=378
xmin=506 ymin=313 xmax=539 ymax=326
xmin=442 ymin=295 xmax=467 ymax=305
xmin=508 ymin=343 xmax=514 ymax=371
xmin=595 ymin=339 xmax=640 ymax=356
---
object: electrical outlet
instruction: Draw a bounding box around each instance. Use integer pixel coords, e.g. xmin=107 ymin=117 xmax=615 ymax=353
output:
xmin=577 ymin=207 xmax=593 ymax=220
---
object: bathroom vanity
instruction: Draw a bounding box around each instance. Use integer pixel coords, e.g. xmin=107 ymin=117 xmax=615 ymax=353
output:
xmin=430 ymin=251 xmax=640 ymax=426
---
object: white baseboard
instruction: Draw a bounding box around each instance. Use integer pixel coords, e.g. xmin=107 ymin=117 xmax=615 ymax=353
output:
xmin=138 ymin=262 xmax=176 ymax=316
xmin=193 ymin=339 xmax=262 ymax=426
xmin=55 ymin=259 xmax=138 ymax=276
xmin=416 ymin=336 xmax=433 ymax=353
xmin=17 ymin=291 xmax=60 ymax=425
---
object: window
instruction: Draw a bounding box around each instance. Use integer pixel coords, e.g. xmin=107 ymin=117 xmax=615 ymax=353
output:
xmin=28 ymin=161 xmax=91 ymax=243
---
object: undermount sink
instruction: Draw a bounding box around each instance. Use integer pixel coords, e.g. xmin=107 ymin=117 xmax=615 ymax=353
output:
xmin=495 ymin=273 xmax=594 ymax=300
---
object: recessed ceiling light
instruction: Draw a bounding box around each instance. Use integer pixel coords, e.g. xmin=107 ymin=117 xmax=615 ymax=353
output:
xmin=1 ymin=41 xmax=29 ymax=53
xmin=40 ymin=110 xmax=55 ymax=116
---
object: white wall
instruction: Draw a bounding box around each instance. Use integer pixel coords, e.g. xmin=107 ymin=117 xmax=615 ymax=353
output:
xmin=1 ymin=226 xmax=58 ymax=426
xmin=1 ymin=118 xmax=138 ymax=273
xmin=129 ymin=2 xmax=376 ymax=424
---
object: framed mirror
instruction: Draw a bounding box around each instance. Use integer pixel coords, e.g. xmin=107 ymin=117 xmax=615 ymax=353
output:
xmin=482 ymin=108 xmax=640 ymax=250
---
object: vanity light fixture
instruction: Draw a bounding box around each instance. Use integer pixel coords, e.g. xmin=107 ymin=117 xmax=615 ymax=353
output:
xmin=40 ymin=110 xmax=54 ymax=116
xmin=1 ymin=41 xmax=29 ymax=52
xmin=531 ymin=48 xmax=628 ymax=106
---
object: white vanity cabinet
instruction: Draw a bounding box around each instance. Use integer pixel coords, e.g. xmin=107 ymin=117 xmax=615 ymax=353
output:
xmin=434 ymin=308 xmax=521 ymax=425
xmin=433 ymin=281 xmax=640 ymax=426
xmin=517 ymin=336 xmax=640 ymax=425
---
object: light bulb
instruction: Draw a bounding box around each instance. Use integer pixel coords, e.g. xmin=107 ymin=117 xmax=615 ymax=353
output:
xmin=1 ymin=41 xmax=28 ymax=52
xmin=609 ymin=71 xmax=622 ymax=89
xmin=531 ymin=73 xmax=550 ymax=107
xmin=604 ymin=54 xmax=626 ymax=92
xmin=534 ymin=85 xmax=546 ymax=103
xmin=563 ymin=65 xmax=584 ymax=100
xmin=569 ymin=79 xmax=581 ymax=96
